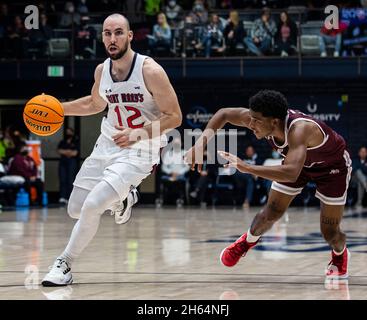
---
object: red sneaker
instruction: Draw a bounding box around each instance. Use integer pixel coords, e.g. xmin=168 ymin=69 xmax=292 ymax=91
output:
xmin=220 ymin=233 xmax=259 ymax=267
xmin=325 ymin=248 xmax=351 ymax=279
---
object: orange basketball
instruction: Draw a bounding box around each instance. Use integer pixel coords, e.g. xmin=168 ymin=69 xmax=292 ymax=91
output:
xmin=23 ymin=94 xmax=64 ymax=136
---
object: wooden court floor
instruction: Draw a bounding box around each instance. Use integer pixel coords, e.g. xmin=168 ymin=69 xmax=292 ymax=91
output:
xmin=0 ymin=205 xmax=366 ymax=300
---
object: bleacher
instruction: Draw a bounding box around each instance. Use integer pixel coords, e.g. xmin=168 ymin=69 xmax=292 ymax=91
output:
xmin=1 ymin=1 xmax=366 ymax=60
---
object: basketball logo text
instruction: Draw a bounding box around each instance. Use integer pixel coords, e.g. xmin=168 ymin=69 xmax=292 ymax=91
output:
xmin=30 ymin=108 xmax=49 ymax=117
xmin=25 ymin=118 xmax=51 ymax=133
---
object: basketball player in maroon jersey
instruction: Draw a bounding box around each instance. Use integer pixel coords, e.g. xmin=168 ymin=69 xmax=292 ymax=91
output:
xmin=186 ymin=90 xmax=352 ymax=279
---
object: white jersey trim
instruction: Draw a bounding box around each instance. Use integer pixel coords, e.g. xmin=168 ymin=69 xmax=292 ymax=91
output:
xmin=271 ymin=115 xmax=329 ymax=151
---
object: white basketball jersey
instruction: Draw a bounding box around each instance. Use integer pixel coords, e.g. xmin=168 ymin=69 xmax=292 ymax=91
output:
xmin=99 ymin=53 xmax=167 ymax=151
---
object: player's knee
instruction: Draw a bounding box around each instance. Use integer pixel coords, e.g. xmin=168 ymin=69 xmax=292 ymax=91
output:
xmin=81 ymin=196 xmax=101 ymax=214
xmin=67 ymin=201 xmax=81 ymax=219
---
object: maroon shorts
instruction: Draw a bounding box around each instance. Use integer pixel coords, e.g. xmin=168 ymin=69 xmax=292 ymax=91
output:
xmin=271 ymin=150 xmax=352 ymax=205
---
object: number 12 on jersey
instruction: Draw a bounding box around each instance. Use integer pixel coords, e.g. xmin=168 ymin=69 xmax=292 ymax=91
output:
xmin=114 ymin=105 xmax=144 ymax=129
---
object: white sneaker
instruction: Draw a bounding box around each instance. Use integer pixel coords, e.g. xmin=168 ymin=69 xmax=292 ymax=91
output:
xmin=321 ymin=52 xmax=327 ymax=57
xmin=42 ymin=258 xmax=73 ymax=287
xmin=112 ymin=187 xmax=140 ymax=225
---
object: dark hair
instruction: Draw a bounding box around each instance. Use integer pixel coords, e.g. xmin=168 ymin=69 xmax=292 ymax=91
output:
xmin=280 ymin=11 xmax=292 ymax=25
xmin=249 ymin=90 xmax=288 ymax=120
xmin=16 ymin=141 xmax=27 ymax=154
xmin=261 ymin=7 xmax=271 ymax=16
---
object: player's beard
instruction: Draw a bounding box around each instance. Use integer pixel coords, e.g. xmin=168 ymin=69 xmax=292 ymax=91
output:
xmin=106 ymin=42 xmax=129 ymax=60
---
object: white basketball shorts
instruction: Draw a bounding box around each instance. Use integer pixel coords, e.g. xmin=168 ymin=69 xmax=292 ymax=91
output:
xmin=73 ymin=134 xmax=159 ymax=200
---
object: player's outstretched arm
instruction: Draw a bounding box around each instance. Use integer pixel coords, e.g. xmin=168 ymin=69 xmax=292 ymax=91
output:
xmin=62 ymin=64 xmax=107 ymax=116
xmin=185 ymin=107 xmax=251 ymax=172
xmin=219 ymin=122 xmax=309 ymax=183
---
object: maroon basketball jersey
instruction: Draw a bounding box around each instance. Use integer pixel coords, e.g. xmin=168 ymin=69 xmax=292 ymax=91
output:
xmin=266 ymin=109 xmax=347 ymax=169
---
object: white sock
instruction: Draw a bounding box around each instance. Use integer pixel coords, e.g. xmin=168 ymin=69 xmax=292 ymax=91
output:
xmin=58 ymin=252 xmax=73 ymax=266
xmin=333 ymin=245 xmax=346 ymax=256
xmin=246 ymin=229 xmax=261 ymax=243
xmin=63 ymin=181 xmax=121 ymax=260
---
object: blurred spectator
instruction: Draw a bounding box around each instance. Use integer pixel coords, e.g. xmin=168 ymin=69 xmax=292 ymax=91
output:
xmin=75 ymin=15 xmax=97 ymax=59
xmin=8 ymin=142 xmax=44 ymax=206
xmin=0 ymin=3 xmax=10 ymax=26
xmin=34 ymin=1 xmax=58 ymax=27
xmin=234 ymin=145 xmax=261 ymax=208
xmin=189 ymin=0 xmax=209 ymax=25
xmin=274 ymin=11 xmax=298 ymax=57
xmin=262 ymin=150 xmax=282 ymax=193
xmin=189 ymin=150 xmax=216 ymax=206
xmin=28 ymin=13 xmax=53 ymax=58
xmin=0 ymin=129 xmax=8 ymax=162
xmin=77 ymin=0 xmax=89 ymax=15
xmin=133 ymin=0 xmax=144 ymax=21
xmin=35 ymin=1 xmax=55 ymax=13
xmin=179 ymin=14 xmax=202 ymax=57
xmin=3 ymin=126 xmax=16 ymax=161
xmin=223 ymin=10 xmax=245 ymax=55
xmin=148 ymin=12 xmax=172 ymax=56
xmin=145 ymin=0 xmax=163 ymax=27
xmin=218 ymin=0 xmax=233 ymax=9
xmin=11 ymin=129 xmax=26 ymax=150
xmin=58 ymin=128 xmax=79 ymax=205
xmin=6 ymin=15 xmax=29 ymax=59
xmin=163 ymin=0 xmax=183 ymax=27
xmin=0 ymin=3 xmax=11 ymax=58
xmin=244 ymin=7 xmax=277 ymax=56
xmin=59 ymin=2 xmax=81 ymax=28
xmin=352 ymin=146 xmax=367 ymax=208
xmin=197 ymin=13 xmax=225 ymax=57
xmin=320 ymin=20 xmax=347 ymax=58
xmin=5 ymin=127 xmax=26 ymax=160
xmin=160 ymin=138 xmax=190 ymax=206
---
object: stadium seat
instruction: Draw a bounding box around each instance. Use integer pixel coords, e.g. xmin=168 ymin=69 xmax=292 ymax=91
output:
xmin=288 ymin=6 xmax=307 ymax=24
xmin=243 ymin=21 xmax=254 ymax=35
xmin=300 ymin=35 xmax=322 ymax=55
xmin=48 ymin=38 xmax=70 ymax=58
xmin=300 ymin=21 xmax=324 ymax=36
xmin=89 ymin=24 xmax=103 ymax=41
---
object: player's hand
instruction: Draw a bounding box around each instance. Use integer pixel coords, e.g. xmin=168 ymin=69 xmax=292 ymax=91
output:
xmin=218 ymin=151 xmax=249 ymax=173
xmin=112 ymin=125 xmax=144 ymax=148
xmin=184 ymin=145 xmax=204 ymax=172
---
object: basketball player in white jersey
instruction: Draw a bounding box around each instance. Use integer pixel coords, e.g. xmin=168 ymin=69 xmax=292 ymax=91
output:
xmin=42 ymin=13 xmax=182 ymax=286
